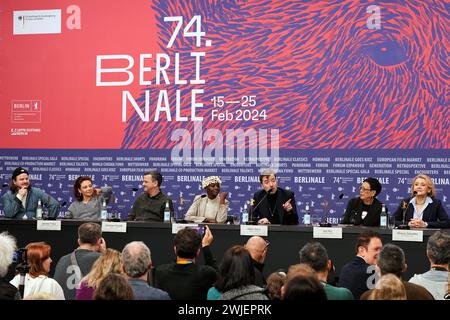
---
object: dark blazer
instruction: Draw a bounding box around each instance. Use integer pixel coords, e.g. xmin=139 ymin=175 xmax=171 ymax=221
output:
xmin=342 ymin=197 xmax=384 ymax=227
xmin=393 ymin=198 xmax=450 ymax=229
xmin=339 ymin=256 xmax=372 ymax=300
xmin=252 ymin=187 xmax=298 ymax=225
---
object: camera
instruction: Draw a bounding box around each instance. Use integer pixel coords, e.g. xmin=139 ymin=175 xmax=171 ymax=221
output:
xmin=13 ymin=248 xmax=27 ymax=264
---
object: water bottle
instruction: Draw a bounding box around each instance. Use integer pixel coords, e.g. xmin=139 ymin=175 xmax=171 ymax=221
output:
xmin=304 ymin=203 xmax=311 ymax=226
xmin=101 ymin=199 xmax=108 ymax=221
xmin=241 ymin=203 xmax=249 ymax=224
xmin=36 ymin=199 xmax=43 ymax=220
xmin=380 ymin=204 xmax=387 ymax=228
xmin=163 ymin=201 xmax=171 ymax=223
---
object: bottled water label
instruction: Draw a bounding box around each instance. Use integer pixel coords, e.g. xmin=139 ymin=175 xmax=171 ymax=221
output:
xmin=304 ymin=214 xmax=310 ymax=225
xmin=380 ymin=216 xmax=387 ymax=227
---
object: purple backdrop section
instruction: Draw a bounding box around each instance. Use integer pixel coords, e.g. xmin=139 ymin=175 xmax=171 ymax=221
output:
xmin=1 ymin=149 xmax=449 ymax=223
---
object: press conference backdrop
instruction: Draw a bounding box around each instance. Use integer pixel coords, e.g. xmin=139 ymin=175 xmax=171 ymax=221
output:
xmin=0 ymin=1 xmax=449 ymax=221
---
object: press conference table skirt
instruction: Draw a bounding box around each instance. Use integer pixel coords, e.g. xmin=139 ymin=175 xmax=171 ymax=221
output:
xmin=0 ymin=219 xmax=441 ymax=280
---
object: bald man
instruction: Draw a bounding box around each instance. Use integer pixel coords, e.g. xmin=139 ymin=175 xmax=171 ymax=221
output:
xmin=245 ymin=236 xmax=269 ymax=287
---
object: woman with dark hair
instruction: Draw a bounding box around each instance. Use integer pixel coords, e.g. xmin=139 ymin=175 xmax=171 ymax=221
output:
xmin=215 ymin=245 xmax=268 ymax=300
xmin=93 ymin=273 xmax=134 ymax=300
xmin=341 ymin=177 xmax=385 ymax=226
xmin=393 ymin=174 xmax=450 ymax=229
xmin=283 ymin=274 xmax=327 ymax=301
xmin=66 ymin=176 xmax=112 ymax=220
xmin=10 ymin=242 xmax=65 ymax=299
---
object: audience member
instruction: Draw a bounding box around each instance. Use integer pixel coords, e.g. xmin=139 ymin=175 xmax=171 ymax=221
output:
xmin=54 ymin=222 xmax=106 ymax=299
xmin=252 ymin=169 xmax=298 ymax=225
xmin=0 ymin=232 xmax=21 ymax=300
xmin=2 ymin=167 xmax=60 ymax=219
xmin=66 ymin=176 xmax=112 ymax=220
xmin=217 ymin=245 xmax=268 ymax=300
xmin=76 ymin=248 xmax=121 ymax=300
xmin=122 ymin=241 xmax=170 ymax=300
xmin=185 ymin=176 xmax=229 ymax=223
xmin=93 ymin=273 xmax=134 ymax=300
xmin=367 ymin=274 xmax=407 ymax=300
xmin=244 ymin=236 xmax=269 ymax=287
xmin=360 ymin=244 xmax=434 ymax=300
xmin=265 ymin=270 xmax=286 ymax=300
xmin=299 ymin=242 xmax=353 ymax=300
xmin=409 ymin=231 xmax=450 ymax=299
xmin=283 ymin=274 xmax=328 ymax=301
xmin=339 ymin=230 xmax=382 ymax=299
xmin=154 ymin=226 xmax=217 ymax=299
xmin=10 ymin=242 xmax=65 ymax=299
xmin=128 ymin=171 xmax=174 ymax=221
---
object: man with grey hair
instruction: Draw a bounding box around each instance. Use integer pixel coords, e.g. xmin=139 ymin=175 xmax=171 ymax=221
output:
xmin=360 ymin=244 xmax=433 ymax=300
xmin=409 ymin=231 xmax=450 ymax=299
xmin=299 ymin=242 xmax=353 ymax=300
xmin=252 ymin=169 xmax=298 ymax=225
xmin=0 ymin=232 xmax=21 ymax=300
xmin=122 ymin=241 xmax=170 ymax=300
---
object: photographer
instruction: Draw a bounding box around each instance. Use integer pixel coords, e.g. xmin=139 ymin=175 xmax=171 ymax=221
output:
xmin=9 ymin=242 xmax=65 ymax=299
xmin=0 ymin=232 xmax=21 ymax=300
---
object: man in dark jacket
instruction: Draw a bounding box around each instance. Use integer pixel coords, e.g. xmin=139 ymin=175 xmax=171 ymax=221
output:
xmin=245 ymin=236 xmax=269 ymax=287
xmin=252 ymin=169 xmax=298 ymax=225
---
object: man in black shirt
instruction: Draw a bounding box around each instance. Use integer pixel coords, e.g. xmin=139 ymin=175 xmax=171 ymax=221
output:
xmin=128 ymin=171 xmax=174 ymax=221
xmin=252 ymin=169 xmax=298 ymax=225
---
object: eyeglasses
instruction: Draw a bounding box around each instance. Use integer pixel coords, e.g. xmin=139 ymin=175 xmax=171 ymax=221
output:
xmin=359 ymin=186 xmax=372 ymax=192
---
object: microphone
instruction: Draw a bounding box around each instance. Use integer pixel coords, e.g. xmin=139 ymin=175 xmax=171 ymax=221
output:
xmin=398 ymin=191 xmax=417 ymax=229
xmin=319 ymin=199 xmax=332 ymax=227
xmin=249 ymin=190 xmax=269 ymax=224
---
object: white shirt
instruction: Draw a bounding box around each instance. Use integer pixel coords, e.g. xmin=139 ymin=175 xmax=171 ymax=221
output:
xmin=185 ymin=195 xmax=229 ymax=223
xmin=10 ymin=274 xmax=65 ymax=300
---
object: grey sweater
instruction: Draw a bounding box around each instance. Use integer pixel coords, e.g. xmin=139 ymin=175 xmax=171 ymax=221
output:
xmin=219 ymin=285 xmax=269 ymax=300
xmin=66 ymin=187 xmax=112 ymax=220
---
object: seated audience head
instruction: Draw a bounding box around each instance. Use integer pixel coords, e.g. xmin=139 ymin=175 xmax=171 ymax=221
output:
xmin=426 ymin=231 xmax=450 ymax=267
xmin=285 ymin=263 xmax=316 ymax=284
xmin=0 ymin=232 xmax=16 ymax=278
xmin=122 ymin=241 xmax=152 ymax=279
xmin=411 ymin=173 xmax=436 ymax=198
xmin=202 ymin=176 xmax=222 ymax=199
xmin=77 ymin=222 xmax=103 ymax=251
xmin=355 ymin=230 xmax=382 ymax=265
xmin=26 ymin=242 xmax=53 ymax=277
xmin=283 ymin=274 xmax=327 ymax=301
xmin=266 ymin=270 xmax=286 ymax=300
xmin=85 ymin=248 xmax=122 ymax=288
xmin=299 ymin=242 xmax=330 ymax=273
xmin=93 ymin=273 xmax=134 ymax=300
xmin=368 ymin=273 xmax=407 ymax=300
xmin=361 ymin=177 xmax=382 ymax=198
xmin=174 ymin=228 xmax=202 ymax=259
xmin=215 ymin=245 xmax=255 ymax=292
xmin=73 ymin=176 xmax=94 ymax=201
xmin=377 ymin=244 xmax=406 ymax=277
xmin=23 ymin=292 xmax=57 ymax=300
xmin=245 ymin=236 xmax=269 ymax=264
xmin=10 ymin=167 xmax=30 ymax=192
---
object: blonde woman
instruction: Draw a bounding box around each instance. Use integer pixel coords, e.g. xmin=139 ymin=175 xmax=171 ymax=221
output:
xmin=393 ymin=174 xmax=450 ymax=228
xmin=368 ymin=274 xmax=407 ymax=300
xmin=76 ymin=248 xmax=121 ymax=300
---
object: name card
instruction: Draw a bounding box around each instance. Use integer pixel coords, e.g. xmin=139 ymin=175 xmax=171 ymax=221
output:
xmin=172 ymin=223 xmax=199 ymax=234
xmin=313 ymin=227 xmax=342 ymax=239
xmin=240 ymin=225 xmax=268 ymax=237
xmin=37 ymin=220 xmax=61 ymax=231
xmin=392 ymin=229 xmax=423 ymax=242
xmin=102 ymin=222 xmax=127 ymax=233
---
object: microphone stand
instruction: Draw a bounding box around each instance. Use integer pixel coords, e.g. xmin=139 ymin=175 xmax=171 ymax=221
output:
xmin=248 ymin=190 xmax=269 ymax=225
